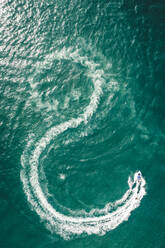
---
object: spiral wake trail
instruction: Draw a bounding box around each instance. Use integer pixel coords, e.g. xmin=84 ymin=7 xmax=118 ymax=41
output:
xmin=20 ymin=46 xmax=146 ymax=239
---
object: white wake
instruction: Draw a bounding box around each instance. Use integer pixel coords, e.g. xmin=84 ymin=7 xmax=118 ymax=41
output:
xmin=20 ymin=47 xmax=146 ymax=239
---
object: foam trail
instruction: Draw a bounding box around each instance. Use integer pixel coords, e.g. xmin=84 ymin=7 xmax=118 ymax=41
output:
xmin=21 ymin=48 xmax=146 ymax=239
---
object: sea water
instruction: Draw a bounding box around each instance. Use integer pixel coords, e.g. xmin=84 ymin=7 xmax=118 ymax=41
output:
xmin=0 ymin=0 xmax=164 ymax=247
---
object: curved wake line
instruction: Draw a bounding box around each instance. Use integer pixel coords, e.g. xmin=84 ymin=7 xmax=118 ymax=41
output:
xmin=21 ymin=48 xmax=146 ymax=239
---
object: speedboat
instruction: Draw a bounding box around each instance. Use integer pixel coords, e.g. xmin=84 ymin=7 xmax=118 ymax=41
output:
xmin=137 ymin=171 xmax=141 ymax=181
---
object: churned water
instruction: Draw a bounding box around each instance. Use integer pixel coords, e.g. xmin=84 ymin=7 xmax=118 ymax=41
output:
xmin=0 ymin=0 xmax=164 ymax=247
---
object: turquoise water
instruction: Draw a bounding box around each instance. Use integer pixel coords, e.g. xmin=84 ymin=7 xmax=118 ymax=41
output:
xmin=0 ymin=0 xmax=164 ymax=247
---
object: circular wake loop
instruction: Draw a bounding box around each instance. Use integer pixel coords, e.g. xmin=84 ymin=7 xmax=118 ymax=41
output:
xmin=20 ymin=46 xmax=146 ymax=239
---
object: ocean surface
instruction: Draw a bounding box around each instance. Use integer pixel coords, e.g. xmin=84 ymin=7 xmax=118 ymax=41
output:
xmin=0 ymin=0 xmax=165 ymax=247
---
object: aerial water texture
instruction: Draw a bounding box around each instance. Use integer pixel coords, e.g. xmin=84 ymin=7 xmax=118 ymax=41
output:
xmin=0 ymin=0 xmax=164 ymax=248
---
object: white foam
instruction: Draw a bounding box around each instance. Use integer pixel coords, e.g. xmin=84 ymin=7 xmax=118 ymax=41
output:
xmin=21 ymin=47 xmax=146 ymax=239
xmin=59 ymin=174 xmax=66 ymax=180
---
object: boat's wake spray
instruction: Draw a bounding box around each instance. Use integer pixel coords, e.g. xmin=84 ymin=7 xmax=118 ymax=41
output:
xmin=20 ymin=47 xmax=146 ymax=239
